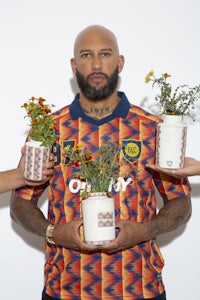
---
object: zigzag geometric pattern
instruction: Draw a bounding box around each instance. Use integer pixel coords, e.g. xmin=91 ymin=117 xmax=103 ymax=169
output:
xmin=98 ymin=211 xmax=114 ymax=227
xmin=24 ymin=143 xmax=50 ymax=181
xmin=16 ymin=95 xmax=191 ymax=299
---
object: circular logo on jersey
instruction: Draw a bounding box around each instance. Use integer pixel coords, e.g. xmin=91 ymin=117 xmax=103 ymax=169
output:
xmin=124 ymin=142 xmax=140 ymax=158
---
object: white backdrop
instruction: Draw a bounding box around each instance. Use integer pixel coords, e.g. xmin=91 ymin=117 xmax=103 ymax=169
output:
xmin=0 ymin=0 xmax=200 ymax=299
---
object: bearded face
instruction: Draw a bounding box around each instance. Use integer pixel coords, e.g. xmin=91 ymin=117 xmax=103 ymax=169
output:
xmin=75 ymin=67 xmax=119 ymax=102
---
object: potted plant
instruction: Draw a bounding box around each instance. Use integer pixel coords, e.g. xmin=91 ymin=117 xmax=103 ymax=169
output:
xmin=21 ymin=96 xmax=56 ymax=181
xmin=64 ymin=141 xmax=136 ymax=245
xmin=145 ymin=71 xmax=200 ymax=168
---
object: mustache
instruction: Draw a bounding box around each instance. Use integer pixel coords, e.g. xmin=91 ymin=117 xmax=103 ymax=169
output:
xmin=87 ymin=72 xmax=108 ymax=79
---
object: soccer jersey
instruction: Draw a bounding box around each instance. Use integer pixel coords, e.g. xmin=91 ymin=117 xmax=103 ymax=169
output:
xmin=15 ymin=92 xmax=190 ymax=299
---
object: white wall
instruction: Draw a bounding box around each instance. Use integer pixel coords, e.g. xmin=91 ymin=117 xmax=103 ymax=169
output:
xmin=0 ymin=0 xmax=200 ymax=299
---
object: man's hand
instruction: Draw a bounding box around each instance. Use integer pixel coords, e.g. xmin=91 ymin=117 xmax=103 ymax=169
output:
xmin=53 ymin=219 xmax=101 ymax=252
xmin=146 ymin=157 xmax=200 ymax=178
xmin=101 ymin=195 xmax=191 ymax=254
xmin=101 ymin=220 xmax=146 ymax=253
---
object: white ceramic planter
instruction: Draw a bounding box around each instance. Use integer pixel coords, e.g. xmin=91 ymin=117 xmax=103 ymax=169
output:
xmin=24 ymin=139 xmax=50 ymax=181
xmin=82 ymin=192 xmax=115 ymax=245
xmin=156 ymin=115 xmax=187 ymax=169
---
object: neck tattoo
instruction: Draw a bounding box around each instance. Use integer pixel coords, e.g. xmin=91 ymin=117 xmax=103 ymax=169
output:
xmin=83 ymin=106 xmax=115 ymax=119
xmin=82 ymin=97 xmax=120 ymax=120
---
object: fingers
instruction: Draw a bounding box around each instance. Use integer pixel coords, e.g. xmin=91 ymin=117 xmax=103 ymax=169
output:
xmin=171 ymin=169 xmax=176 ymax=176
xmin=21 ymin=146 xmax=25 ymax=155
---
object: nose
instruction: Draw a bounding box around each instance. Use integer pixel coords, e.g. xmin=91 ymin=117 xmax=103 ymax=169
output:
xmin=92 ymin=55 xmax=102 ymax=70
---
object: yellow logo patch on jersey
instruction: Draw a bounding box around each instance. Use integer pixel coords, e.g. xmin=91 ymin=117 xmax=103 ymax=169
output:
xmin=121 ymin=139 xmax=142 ymax=162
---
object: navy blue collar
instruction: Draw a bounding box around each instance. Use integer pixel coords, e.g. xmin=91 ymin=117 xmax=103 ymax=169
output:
xmin=69 ymin=91 xmax=130 ymax=126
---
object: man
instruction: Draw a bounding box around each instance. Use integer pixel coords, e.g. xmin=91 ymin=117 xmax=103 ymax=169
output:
xmin=146 ymin=157 xmax=200 ymax=178
xmin=11 ymin=25 xmax=191 ymax=300
xmin=0 ymin=147 xmax=54 ymax=194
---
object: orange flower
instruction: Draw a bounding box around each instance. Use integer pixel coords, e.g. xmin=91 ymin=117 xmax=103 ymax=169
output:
xmin=84 ymin=154 xmax=92 ymax=162
xmin=21 ymin=96 xmax=56 ymax=147
xmin=38 ymin=97 xmax=46 ymax=105
xmin=162 ymin=73 xmax=171 ymax=78
xmin=32 ymin=118 xmax=38 ymax=125
xmin=21 ymin=103 xmax=28 ymax=108
xmin=49 ymin=123 xmax=56 ymax=129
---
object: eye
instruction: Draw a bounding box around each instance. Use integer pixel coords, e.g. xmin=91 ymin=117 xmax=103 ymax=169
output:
xmin=101 ymin=52 xmax=112 ymax=57
xmin=81 ymin=53 xmax=91 ymax=59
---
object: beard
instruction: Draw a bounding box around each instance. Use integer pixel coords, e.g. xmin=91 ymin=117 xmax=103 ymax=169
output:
xmin=75 ymin=67 xmax=119 ymax=102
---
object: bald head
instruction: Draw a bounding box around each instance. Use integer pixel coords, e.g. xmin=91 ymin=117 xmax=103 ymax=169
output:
xmin=73 ymin=25 xmax=119 ymax=57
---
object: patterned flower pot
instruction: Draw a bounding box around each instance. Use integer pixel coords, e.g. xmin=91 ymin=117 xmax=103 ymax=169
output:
xmin=156 ymin=115 xmax=187 ymax=169
xmin=24 ymin=140 xmax=50 ymax=181
xmin=81 ymin=192 xmax=115 ymax=245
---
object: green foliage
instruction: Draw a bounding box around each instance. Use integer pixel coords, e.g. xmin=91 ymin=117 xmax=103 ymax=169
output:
xmin=64 ymin=141 xmax=137 ymax=198
xmin=145 ymin=71 xmax=200 ymax=117
xmin=21 ymin=96 xmax=56 ymax=147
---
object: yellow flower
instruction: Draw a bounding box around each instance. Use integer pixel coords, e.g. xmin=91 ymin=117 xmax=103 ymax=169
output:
xmin=74 ymin=144 xmax=82 ymax=150
xmin=145 ymin=70 xmax=154 ymax=83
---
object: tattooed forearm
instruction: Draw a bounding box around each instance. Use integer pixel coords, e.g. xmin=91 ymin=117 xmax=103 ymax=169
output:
xmin=143 ymin=195 xmax=191 ymax=240
xmin=10 ymin=194 xmax=49 ymax=238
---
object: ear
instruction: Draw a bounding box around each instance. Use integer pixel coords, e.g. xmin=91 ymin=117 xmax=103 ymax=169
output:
xmin=118 ymin=55 xmax=125 ymax=73
xmin=70 ymin=58 xmax=77 ymax=74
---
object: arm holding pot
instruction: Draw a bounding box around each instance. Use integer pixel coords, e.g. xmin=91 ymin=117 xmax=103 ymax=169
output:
xmin=0 ymin=146 xmax=54 ymax=194
xmin=146 ymin=157 xmax=200 ymax=178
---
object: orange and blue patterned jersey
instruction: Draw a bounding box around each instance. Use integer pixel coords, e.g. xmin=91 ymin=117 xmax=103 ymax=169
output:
xmin=15 ymin=92 xmax=190 ymax=299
